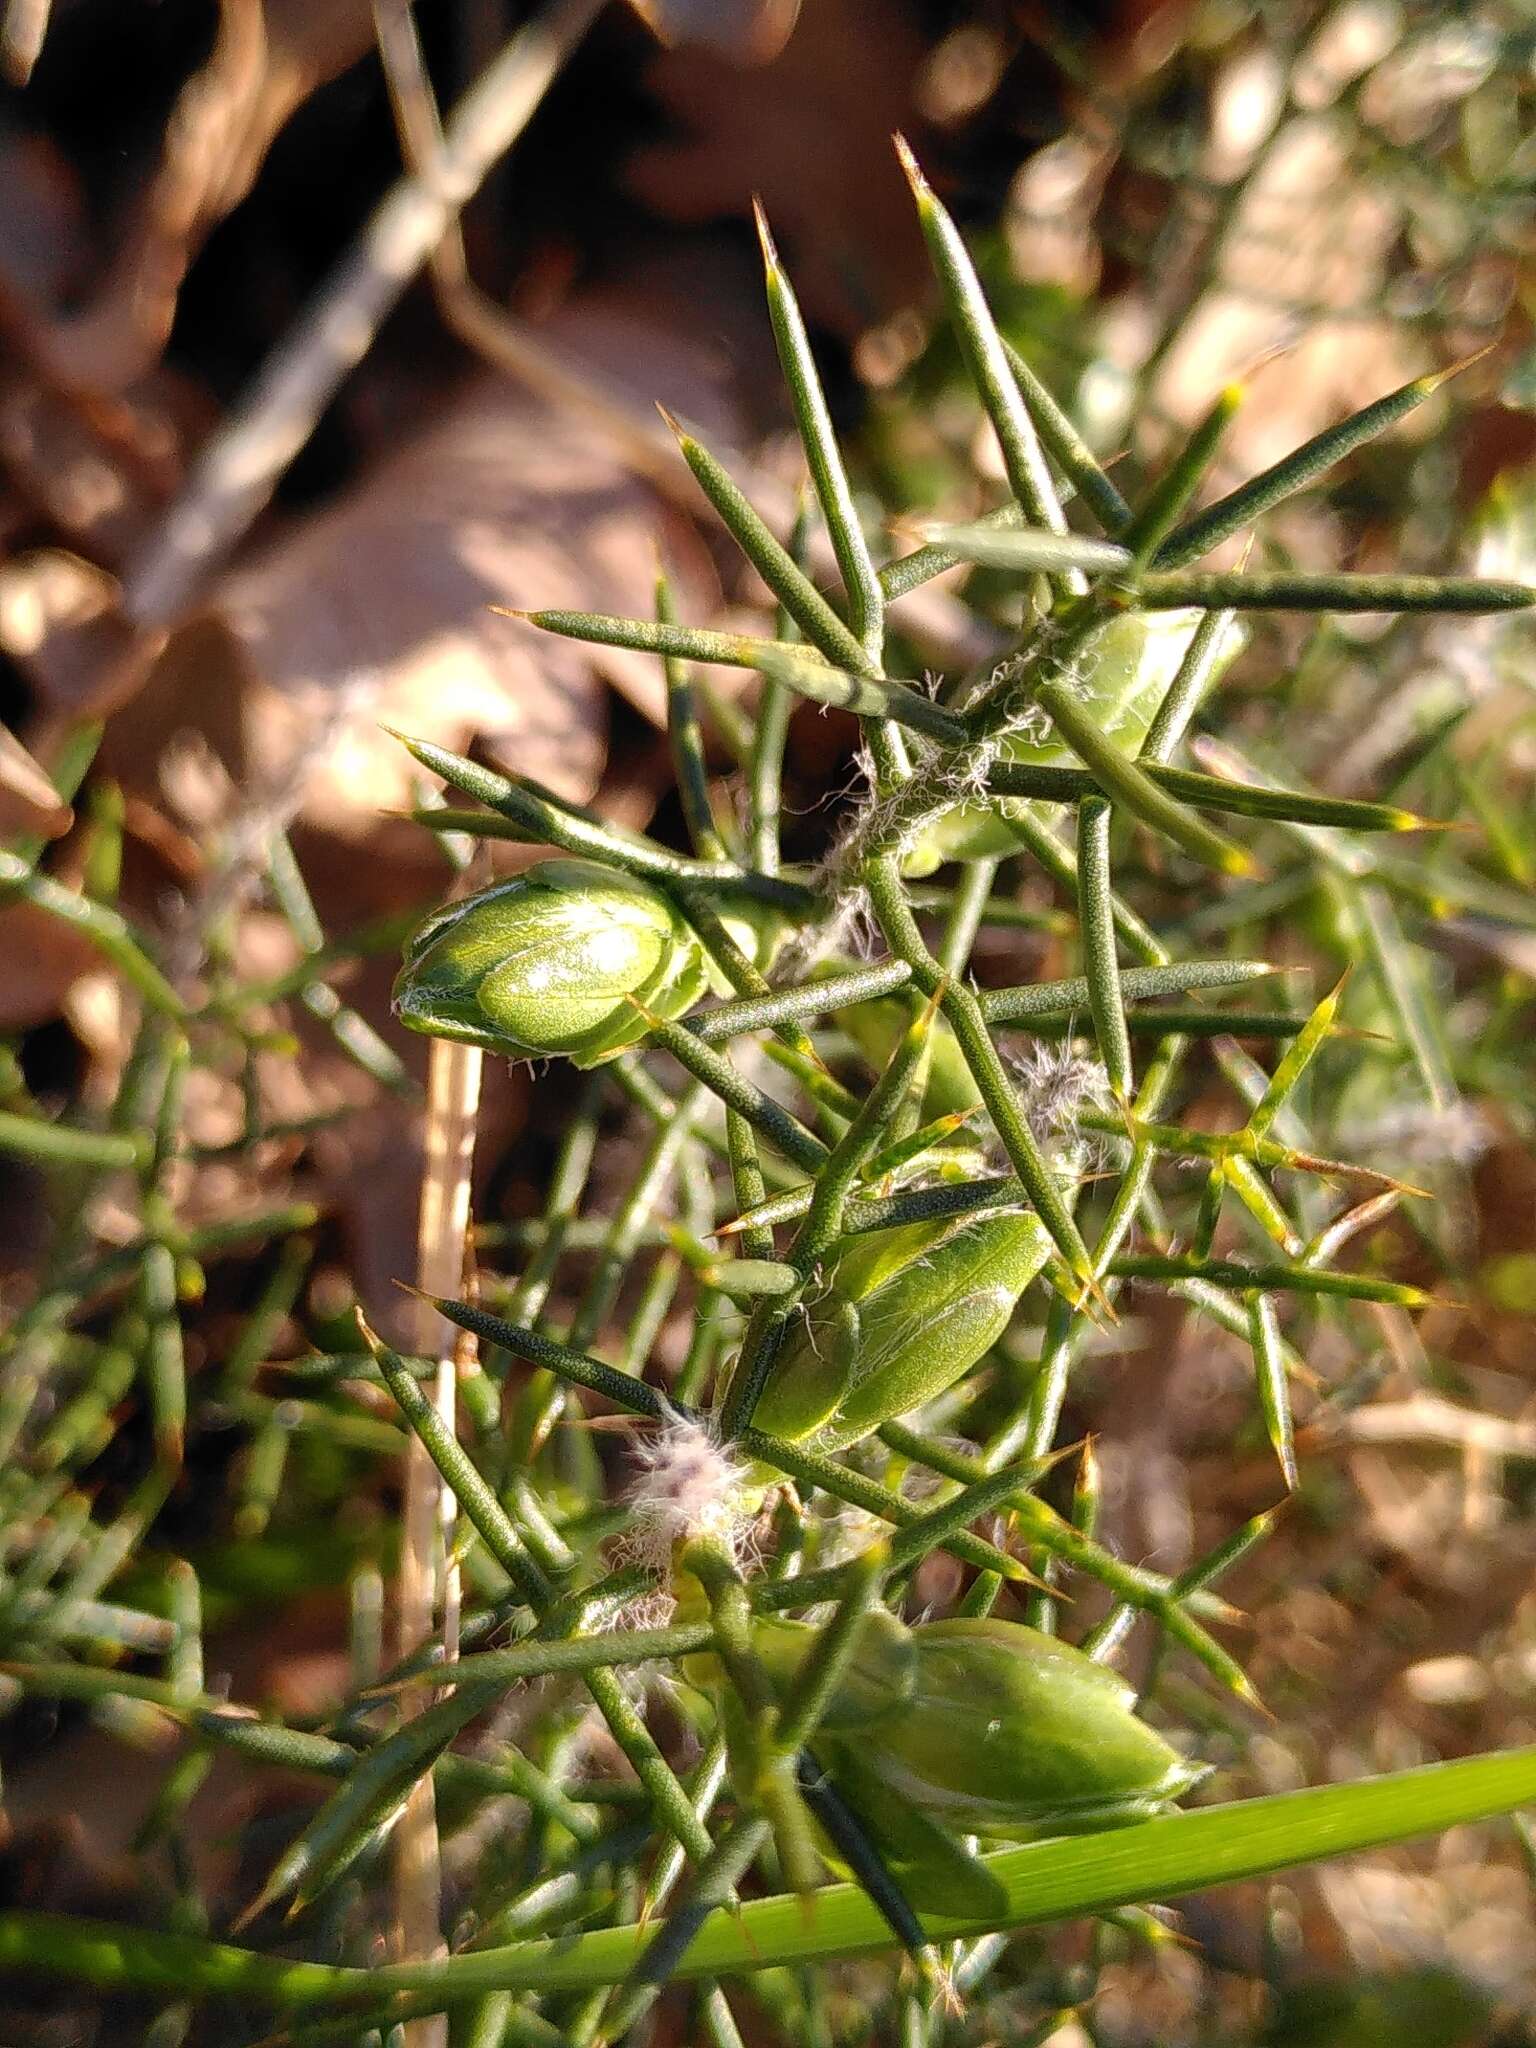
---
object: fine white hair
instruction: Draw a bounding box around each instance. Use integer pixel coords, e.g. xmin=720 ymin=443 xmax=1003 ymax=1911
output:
xmin=621 ymin=1401 xmax=754 ymax=1574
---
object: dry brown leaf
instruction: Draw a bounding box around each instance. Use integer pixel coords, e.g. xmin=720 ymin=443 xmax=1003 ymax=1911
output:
xmin=0 ymin=124 xmax=81 ymax=307
xmin=0 ymin=547 xmax=149 ymax=719
xmin=212 ymin=374 xmax=715 ymax=803
xmin=0 ymin=897 xmax=101 ymax=1033
xmin=0 ymin=721 xmax=70 ymax=840
xmin=0 ymin=376 xmax=194 ymax=565
xmin=98 ymin=348 xmax=719 ymax=869
xmin=0 ymin=121 xmax=204 ymax=559
xmin=11 ymin=0 xmax=377 ymax=396
xmin=628 ymin=0 xmax=802 ymax=64
xmin=1 ymin=0 xmax=53 ymax=85
xmin=626 ymin=0 xmax=930 ymax=337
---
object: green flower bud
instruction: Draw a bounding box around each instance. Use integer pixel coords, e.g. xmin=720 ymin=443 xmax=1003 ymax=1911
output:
xmin=751 ymin=1210 xmax=1053 ymax=1448
xmin=393 ymin=859 xmax=710 ymax=1067
xmin=756 ymin=1613 xmax=1203 ymax=1838
xmin=902 ymin=609 xmax=1244 ymax=875
xmin=749 ymin=1608 xmax=917 ymax=1728
xmin=833 ymin=1617 xmax=1204 ymax=1834
xmin=714 ymin=896 xmax=789 ymax=978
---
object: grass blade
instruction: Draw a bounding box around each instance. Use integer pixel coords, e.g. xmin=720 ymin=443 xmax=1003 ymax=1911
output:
xmin=360 ymin=1319 xmax=552 ymax=1607
xmin=1109 ymin=1253 xmax=1431 ymax=1307
xmin=689 ymin=961 xmax=914 ymax=1043
xmin=662 ymin=414 xmax=870 ymax=673
xmin=1248 ymin=977 xmax=1345 ymax=1137
xmin=635 ymin=1011 xmax=828 ymax=1173
xmin=1000 ymin=337 xmax=1131 ymax=533
xmin=1121 ymin=386 xmax=1242 ymax=566
xmin=986 ymin=757 xmax=1424 ymax=830
xmin=919 ymin=522 xmax=1131 ymax=577
xmin=752 ymin=646 xmax=965 ymax=743
xmin=1138 ymin=606 xmax=1242 ymax=765
xmin=657 ymin=570 xmax=727 ymax=859
xmin=514 ymin=607 xmax=780 ymax=672
xmin=0 ymin=851 xmax=186 ymax=1016
xmin=981 ymin=956 xmax=1273 ymax=1023
xmin=0 ymin=1111 xmax=145 ymax=1170
xmin=9 ymin=1748 xmax=1536 ymax=2004
xmin=1351 ymin=882 xmax=1459 ymax=1112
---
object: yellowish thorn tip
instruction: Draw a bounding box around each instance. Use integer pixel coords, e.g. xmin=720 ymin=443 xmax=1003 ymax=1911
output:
xmin=750 ymin=194 xmax=780 ymax=270
xmin=1076 ymin=1269 xmax=1118 ymax=1326
xmin=998 ymin=1556 xmax=1054 ymax=1594
xmin=1202 ymin=1596 xmax=1249 ymax=1628
xmin=1421 ymin=343 xmax=1497 ymax=392
xmin=892 ymin=130 xmax=928 ymax=194
xmin=1239 ymin=1676 xmax=1274 ymax=1720
xmin=228 ymin=1888 xmax=275 ymax=1937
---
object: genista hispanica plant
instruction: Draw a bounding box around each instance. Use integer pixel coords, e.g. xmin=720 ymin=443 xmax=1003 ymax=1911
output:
xmin=5 ymin=113 xmax=1536 ymax=2047
xmin=312 ymin=138 xmax=1531 ymax=2032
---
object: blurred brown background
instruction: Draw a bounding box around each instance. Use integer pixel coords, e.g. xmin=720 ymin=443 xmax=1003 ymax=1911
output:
xmin=3 ymin=2 xmax=1535 ymax=2043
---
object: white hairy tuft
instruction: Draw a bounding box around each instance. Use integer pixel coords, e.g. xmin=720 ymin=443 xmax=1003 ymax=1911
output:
xmin=620 ymin=1402 xmax=755 ymax=1574
xmin=1012 ymin=1039 xmax=1113 ymax=1148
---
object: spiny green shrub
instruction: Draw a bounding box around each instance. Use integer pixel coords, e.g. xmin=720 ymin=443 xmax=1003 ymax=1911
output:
xmin=4 ymin=114 xmax=1536 ymax=2048
xmin=360 ymin=135 xmax=1534 ymax=2036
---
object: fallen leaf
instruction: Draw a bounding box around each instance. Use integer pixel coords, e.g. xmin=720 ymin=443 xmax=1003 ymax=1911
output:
xmin=149 ymin=363 xmax=722 ymax=855
xmin=627 ymin=0 xmax=802 ymax=64
xmin=0 ymin=721 xmax=71 ymax=840
xmin=0 ymin=898 xmax=101 ymax=1033
xmin=87 ymin=313 xmax=724 ymax=897
xmin=0 ymin=547 xmax=149 ymax=720
xmin=1146 ymin=112 xmax=1422 ymax=482
xmin=9 ymin=0 xmax=377 ymax=396
xmin=0 ymin=124 xmax=82 ymax=306
xmin=0 ymin=376 xmax=193 ymax=566
xmin=626 ymin=0 xmax=930 ymax=336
